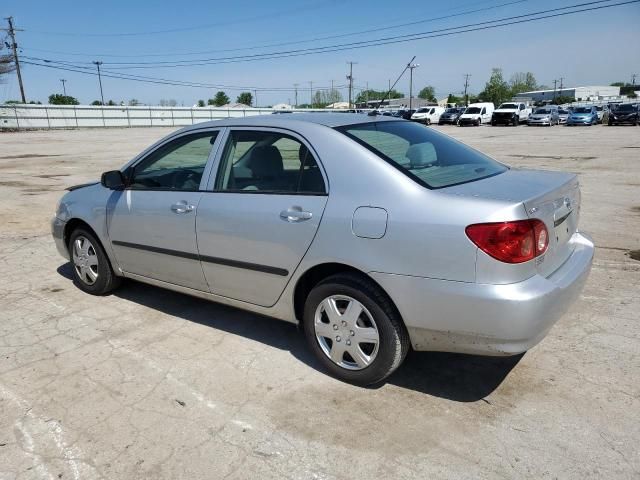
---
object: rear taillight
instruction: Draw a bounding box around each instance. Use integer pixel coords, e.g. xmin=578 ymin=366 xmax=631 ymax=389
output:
xmin=465 ymin=219 xmax=548 ymax=264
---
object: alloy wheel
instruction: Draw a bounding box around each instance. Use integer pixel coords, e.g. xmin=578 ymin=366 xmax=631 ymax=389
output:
xmin=314 ymin=295 xmax=380 ymax=370
xmin=72 ymin=235 xmax=99 ymax=285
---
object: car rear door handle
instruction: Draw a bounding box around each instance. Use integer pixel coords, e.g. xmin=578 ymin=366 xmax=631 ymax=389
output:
xmin=280 ymin=206 xmax=312 ymax=223
xmin=171 ymin=202 xmax=195 ymax=214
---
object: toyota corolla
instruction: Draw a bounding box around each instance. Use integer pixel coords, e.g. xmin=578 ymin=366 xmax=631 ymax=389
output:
xmin=52 ymin=114 xmax=594 ymax=385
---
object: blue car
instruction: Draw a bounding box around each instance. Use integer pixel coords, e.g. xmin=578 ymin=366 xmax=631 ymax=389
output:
xmin=566 ymin=106 xmax=598 ymax=126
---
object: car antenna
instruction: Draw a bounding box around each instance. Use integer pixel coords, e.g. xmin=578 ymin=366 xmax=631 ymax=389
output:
xmin=369 ymin=56 xmax=416 ymax=116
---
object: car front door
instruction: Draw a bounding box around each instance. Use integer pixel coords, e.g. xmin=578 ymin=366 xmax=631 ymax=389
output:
xmin=107 ymin=129 xmax=222 ymax=291
xmin=196 ymin=128 xmax=328 ymax=307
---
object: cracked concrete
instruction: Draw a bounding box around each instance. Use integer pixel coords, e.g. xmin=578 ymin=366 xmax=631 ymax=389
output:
xmin=0 ymin=125 xmax=638 ymax=479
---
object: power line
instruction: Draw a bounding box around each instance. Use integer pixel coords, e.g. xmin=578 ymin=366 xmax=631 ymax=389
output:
xmin=21 ymin=58 xmax=348 ymax=92
xmin=59 ymin=0 xmax=630 ymax=68
xmin=19 ymin=0 xmax=529 ymax=59
xmin=20 ymin=1 xmax=337 ymax=37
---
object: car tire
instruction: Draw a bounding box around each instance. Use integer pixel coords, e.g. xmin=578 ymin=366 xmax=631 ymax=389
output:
xmin=513 ymin=116 xmax=519 ymax=126
xmin=68 ymin=228 xmax=121 ymax=295
xmin=303 ymin=273 xmax=410 ymax=386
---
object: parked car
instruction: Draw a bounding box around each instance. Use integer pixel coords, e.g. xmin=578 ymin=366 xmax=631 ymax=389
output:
xmin=52 ymin=114 xmax=593 ymax=385
xmin=558 ymin=108 xmax=571 ymax=124
xmin=594 ymin=105 xmax=605 ymax=123
xmin=458 ymin=102 xmax=495 ymax=126
xmin=608 ymin=103 xmax=639 ymax=125
xmin=566 ymin=106 xmax=598 ymax=126
xmin=438 ymin=107 xmax=465 ymax=125
xmin=527 ymin=106 xmax=560 ymax=126
xmin=411 ymin=106 xmax=446 ymax=125
xmin=399 ymin=109 xmax=416 ymax=120
xmin=491 ymin=102 xmax=532 ymax=126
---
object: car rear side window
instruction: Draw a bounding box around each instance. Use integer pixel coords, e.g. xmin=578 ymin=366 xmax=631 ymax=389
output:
xmin=336 ymin=121 xmax=508 ymax=189
xmin=214 ymin=130 xmax=325 ymax=194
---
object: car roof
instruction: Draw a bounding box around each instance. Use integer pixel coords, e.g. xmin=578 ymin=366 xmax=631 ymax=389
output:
xmin=179 ymin=113 xmax=402 ymax=132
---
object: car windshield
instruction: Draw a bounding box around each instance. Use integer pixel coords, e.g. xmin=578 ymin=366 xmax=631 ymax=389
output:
xmin=574 ymin=107 xmax=591 ymax=113
xmin=445 ymin=108 xmax=459 ymax=113
xmin=336 ymin=121 xmax=508 ymax=189
xmin=465 ymin=107 xmax=481 ymax=114
xmin=534 ymin=108 xmax=551 ymax=114
xmin=416 ymin=108 xmax=429 ymax=113
xmin=499 ymin=103 xmax=518 ymax=109
xmin=558 ymin=109 xmax=569 ymax=114
xmin=617 ymin=104 xmax=635 ymax=112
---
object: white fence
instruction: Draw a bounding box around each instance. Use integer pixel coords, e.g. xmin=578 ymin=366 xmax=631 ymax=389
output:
xmin=0 ymin=104 xmax=328 ymax=130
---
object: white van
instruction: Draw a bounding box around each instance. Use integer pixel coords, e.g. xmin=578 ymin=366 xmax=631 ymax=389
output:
xmin=411 ymin=106 xmax=446 ymax=125
xmin=458 ymin=102 xmax=495 ymax=126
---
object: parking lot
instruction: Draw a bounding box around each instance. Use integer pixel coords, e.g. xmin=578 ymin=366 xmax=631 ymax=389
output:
xmin=0 ymin=124 xmax=638 ymax=479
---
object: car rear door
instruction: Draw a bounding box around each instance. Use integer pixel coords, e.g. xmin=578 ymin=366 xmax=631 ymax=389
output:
xmin=107 ymin=129 xmax=223 ymax=291
xmin=196 ymin=128 xmax=328 ymax=307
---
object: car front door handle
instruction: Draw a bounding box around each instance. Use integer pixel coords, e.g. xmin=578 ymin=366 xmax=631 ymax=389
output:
xmin=171 ymin=202 xmax=195 ymax=214
xmin=280 ymin=206 xmax=312 ymax=223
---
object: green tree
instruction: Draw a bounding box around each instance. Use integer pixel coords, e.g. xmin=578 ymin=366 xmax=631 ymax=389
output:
xmin=551 ymin=95 xmax=574 ymax=105
xmin=209 ymin=91 xmax=230 ymax=106
xmin=197 ymin=99 xmax=206 ymax=107
xmin=509 ymin=72 xmax=537 ymax=95
xmin=447 ymin=93 xmax=463 ymax=105
xmin=236 ymin=92 xmax=253 ymax=106
xmin=128 ymin=99 xmax=140 ymax=106
xmin=106 ymin=100 xmax=116 ymax=106
xmin=91 ymin=100 xmax=103 ymax=106
xmin=478 ymin=68 xmax=510 ymax=106
xmin=355 ymin=89 xmax=403 ymax=104
xmin=313 ymin=88 xmax=343 ymax=107
xmin=418 ymin=86 xmax=437 ymax=102
xmin=48 ymin=94 xmax=80 ymax=105
xmin=610 ymin=82 xmax=625 ymax=87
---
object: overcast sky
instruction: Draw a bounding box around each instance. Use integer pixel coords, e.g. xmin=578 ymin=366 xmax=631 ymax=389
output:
xmin=1 ymin=0 xmax=638 ymax=106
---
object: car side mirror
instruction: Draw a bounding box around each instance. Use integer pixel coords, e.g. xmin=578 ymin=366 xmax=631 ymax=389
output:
xmin=101 ymin=170 xmax=127 ymax=190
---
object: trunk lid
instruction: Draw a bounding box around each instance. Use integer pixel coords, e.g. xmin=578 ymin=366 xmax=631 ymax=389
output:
xmin=444 ymin=168 xmax=581 ymax=277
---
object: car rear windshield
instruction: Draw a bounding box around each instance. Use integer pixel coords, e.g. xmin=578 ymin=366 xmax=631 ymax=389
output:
xmin=574 ymin=107 xmax=591 ymax=113
xmin=336 ymin=121 xmax=508 ymax=189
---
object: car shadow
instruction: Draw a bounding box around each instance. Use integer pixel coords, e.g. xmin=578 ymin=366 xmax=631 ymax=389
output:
xmin=56 ymin=263 xmax=523 ymax=402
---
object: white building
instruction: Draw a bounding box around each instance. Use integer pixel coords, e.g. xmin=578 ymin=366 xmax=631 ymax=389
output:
xmin=517 ymin=85 xmax=620 ymax=102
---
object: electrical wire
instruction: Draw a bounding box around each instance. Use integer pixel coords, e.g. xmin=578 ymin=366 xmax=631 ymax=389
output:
xmin=19 ymin=0 xmax=528 ymax=58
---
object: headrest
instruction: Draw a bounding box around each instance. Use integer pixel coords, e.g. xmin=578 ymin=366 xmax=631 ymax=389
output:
xmin=405 ymin=142 xmax=437 ymax=169
xmin=248 ymin=145 xmax=283 ymax=177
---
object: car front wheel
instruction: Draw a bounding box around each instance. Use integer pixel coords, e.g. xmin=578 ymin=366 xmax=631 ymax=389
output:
xmin=69 ymin=228 xmax=121 ymax=295
xmin=303 ymin=273 xmax=410 ymax=385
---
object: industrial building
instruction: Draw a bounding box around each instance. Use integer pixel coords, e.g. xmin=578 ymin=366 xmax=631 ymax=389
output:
xmin=516 ymin=85 xmax=621 ymax=102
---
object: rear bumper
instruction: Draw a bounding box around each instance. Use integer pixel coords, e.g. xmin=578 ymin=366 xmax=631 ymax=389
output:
xmin=371 ymin=232 xmax=594 ymax=356
xmin=51 ymin=216 xmax=69 ymax=260
xmin=528 ymin=119 xmax=553 ymax=125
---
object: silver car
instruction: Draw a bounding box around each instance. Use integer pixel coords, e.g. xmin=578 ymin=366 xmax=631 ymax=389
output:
xmin=528 ymin=107 xmax=560 ymax=126
xmin=52 ymin=114 xmax=594 ymax=385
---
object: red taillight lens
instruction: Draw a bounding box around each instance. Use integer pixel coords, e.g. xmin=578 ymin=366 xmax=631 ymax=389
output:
xmin=465 ymin=219 xmax=548 ymax=264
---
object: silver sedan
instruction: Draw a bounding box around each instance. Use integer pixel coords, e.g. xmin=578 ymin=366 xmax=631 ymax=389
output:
xmin=52 ymin=114 xmax=594 ymax=385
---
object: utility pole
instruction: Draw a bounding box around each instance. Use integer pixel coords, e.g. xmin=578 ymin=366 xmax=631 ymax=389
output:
xmin=632 ymin=74 xmax=637 ymax=86
xmin=552 ymin=79 xmax=558 ymax=102
xmin=293 ymin=83 xmax=298 ymax=108
xmin=3 ymin=17 xmax=26 ymax=103
xmin=347 ymin=61 xmax=357 ymax=108
xmin=365 ymin=81 xmax=369 ymax=106
xmin=254 ymin=89 xmax=257 ymax=108
xmin=309 ymin=81 xmax=313 ymax=108
xmin=93 ymin=61 xmax=105 ymax=105
xmin=559 ymin=77 xmax=564 ymax=94
xmin=408 ymin=62 xmax=419 ymax=110
xmin=463 ymin=74 xmax=471 ymax=106
xmin=60 ymin=79 xmax=67 ymax=96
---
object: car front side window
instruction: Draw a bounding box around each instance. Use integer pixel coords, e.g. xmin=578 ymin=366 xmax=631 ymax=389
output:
xmin=215 ymin=130 xmax=325 ymax=194
xmin=129 ymin=132 xmax=217 ymax=191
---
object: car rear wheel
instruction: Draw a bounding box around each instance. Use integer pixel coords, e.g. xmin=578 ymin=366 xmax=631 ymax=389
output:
xmin=69 ymin=228 xmax=121 ymax=295
xmin=303 ymin=273 xmax=410 ymax=385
